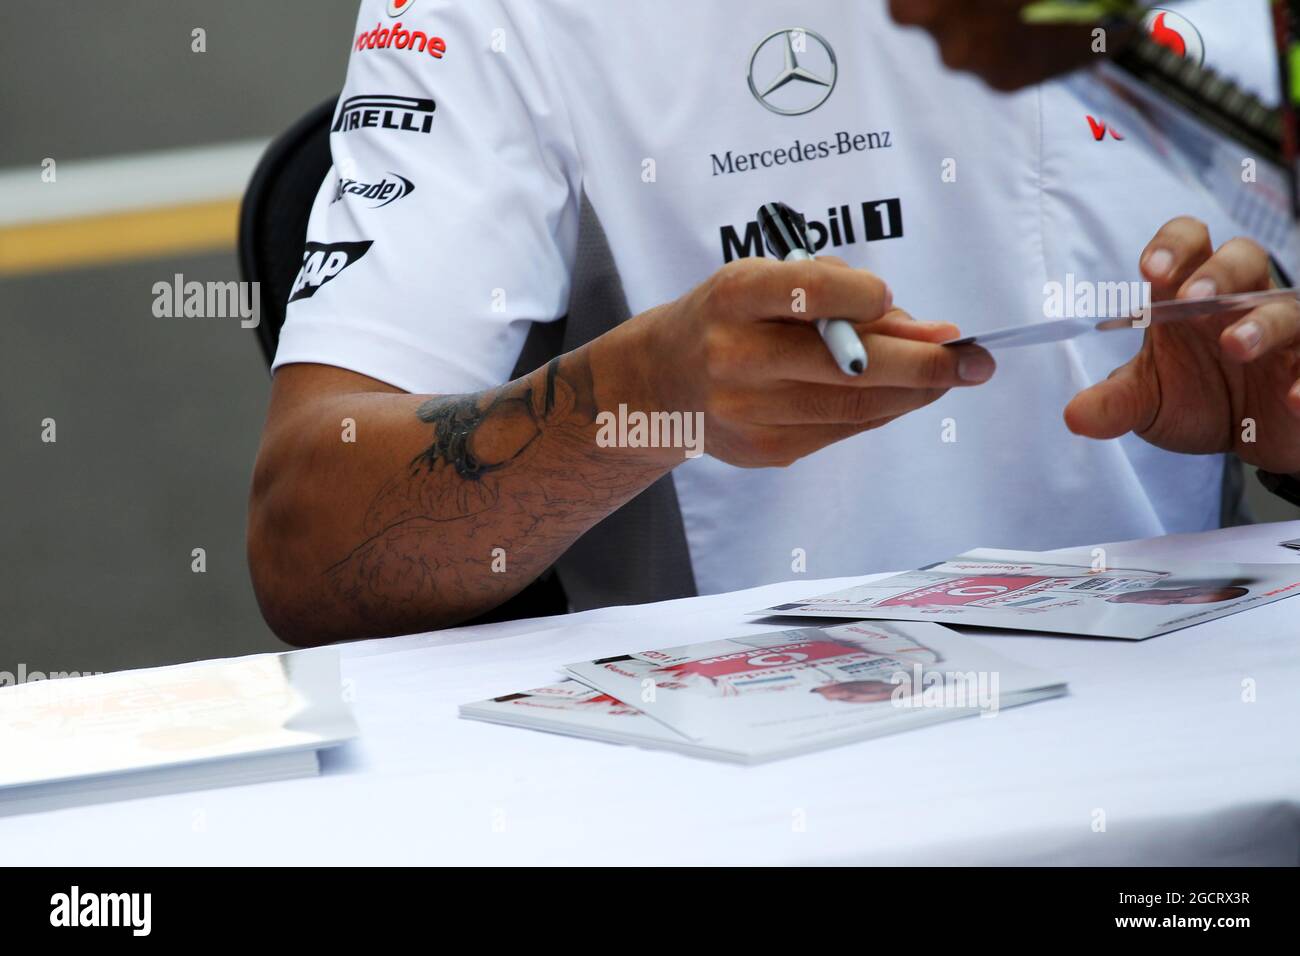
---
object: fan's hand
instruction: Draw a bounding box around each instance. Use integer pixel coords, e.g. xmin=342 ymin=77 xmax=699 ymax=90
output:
xmin=1064 ymin=217 xmax=1300 ymax=476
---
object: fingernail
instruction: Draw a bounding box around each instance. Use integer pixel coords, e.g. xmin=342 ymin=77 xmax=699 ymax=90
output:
xmin=883 ymin=286 xmax=894 ymax=313
xmin=1184 ymin=277 xmax=1217 ymax=300
xmin=1145 ymin=249 xmax=1174 ymax=278
xmin=1232 ymin=320 xmax=1263 ymax=354
xmin=959 ymin=350 xmax=995 ymax=383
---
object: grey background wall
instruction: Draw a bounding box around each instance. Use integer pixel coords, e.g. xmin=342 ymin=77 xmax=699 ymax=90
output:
xmin=1 ymin=1 xmax=1297 ymax=677
xmin=1 ymin=1 xmax=358 ymax=674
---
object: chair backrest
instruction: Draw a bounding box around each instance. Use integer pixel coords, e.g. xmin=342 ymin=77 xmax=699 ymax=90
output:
xmin=238 ymin=96 xmax=339 ymax=365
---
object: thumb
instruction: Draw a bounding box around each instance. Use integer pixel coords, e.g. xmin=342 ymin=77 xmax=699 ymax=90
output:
xmin=1063 ymin=358 xmax=1156 ymax=440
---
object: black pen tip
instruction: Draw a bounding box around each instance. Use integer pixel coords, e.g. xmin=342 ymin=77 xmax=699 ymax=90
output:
xmin=756 ymin=201 xmax=810 ymax=259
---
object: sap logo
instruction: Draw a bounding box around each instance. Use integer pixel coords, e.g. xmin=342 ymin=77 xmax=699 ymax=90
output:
xmin=1086 ymin=116 xmax=1123 ymax=141
xmin=333 ymin=173 xmax=415 ymax=208
xmin=332 ymin=94 xmax=436 ymax=135
xmin=289 ymin=241 xmax=374 ymax=302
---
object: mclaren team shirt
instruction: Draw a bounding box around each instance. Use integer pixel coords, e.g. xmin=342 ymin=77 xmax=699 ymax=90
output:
xmin=275 ymin=0 xmax=1279 ymax=605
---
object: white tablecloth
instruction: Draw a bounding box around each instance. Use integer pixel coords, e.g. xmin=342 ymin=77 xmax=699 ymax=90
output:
xmin=3 ymin=521 xmax=1299 ymax=866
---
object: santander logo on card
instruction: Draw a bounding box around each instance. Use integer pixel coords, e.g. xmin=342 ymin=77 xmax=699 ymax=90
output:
xmin=1143 ymin=8 xmax=1205 ymax=65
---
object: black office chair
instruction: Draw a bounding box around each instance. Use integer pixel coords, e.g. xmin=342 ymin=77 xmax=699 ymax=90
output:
xmin=237 ymin=95 xmax=570 ymax=625
xmin=239 ymin=97 xmax=337 ymax=365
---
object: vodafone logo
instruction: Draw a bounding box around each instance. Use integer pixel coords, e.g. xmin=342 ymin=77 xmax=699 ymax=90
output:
xmin=1143 ymin=9 xmax=1205 ymax=66
xmin=386 ymin=0 xmax=416 ymax=17
xmin=355 ymin=20 xmax=446 ymax=59
xmin=1086 ymin=115 xmax=1123 ymax=141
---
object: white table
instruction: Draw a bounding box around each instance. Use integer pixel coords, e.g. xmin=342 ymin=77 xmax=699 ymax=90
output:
xmin=3 ymin=521 xmax=1299 ymax=866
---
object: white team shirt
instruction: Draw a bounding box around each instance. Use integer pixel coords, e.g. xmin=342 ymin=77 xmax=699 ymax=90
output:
xmin=275 ymin=0 xmax=1279 ymax=601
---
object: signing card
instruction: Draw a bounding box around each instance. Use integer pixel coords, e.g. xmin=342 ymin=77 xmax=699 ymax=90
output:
xmin=562 ymin=621 xmax=1065 ymax=758
xmin=753 ymin=548 xmax=1300 ymax=640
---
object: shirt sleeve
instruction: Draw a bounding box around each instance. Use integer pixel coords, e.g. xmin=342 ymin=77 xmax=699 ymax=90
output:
xmin=272 ymin=0 xmax=582 ymax=395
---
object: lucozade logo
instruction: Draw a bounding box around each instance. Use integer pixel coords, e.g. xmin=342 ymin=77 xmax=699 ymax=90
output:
xmin=333 ymin=173 xmax=416 ymax=208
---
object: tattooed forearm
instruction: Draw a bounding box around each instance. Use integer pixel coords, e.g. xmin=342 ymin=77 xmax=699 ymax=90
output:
xmin=411 ymin=389 xmax=536 ymax=480
xmin=322 ymin=350 xmax=664 ymax=632
xmin=408 ymin=357 xmax=583 ymax=480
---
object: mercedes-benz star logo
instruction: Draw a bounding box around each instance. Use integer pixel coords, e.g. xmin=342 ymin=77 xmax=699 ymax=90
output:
xmin=748 ymin=28 xmax=837 ymax=116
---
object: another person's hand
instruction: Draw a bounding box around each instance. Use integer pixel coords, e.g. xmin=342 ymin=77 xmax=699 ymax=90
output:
xmin=1065 ymin=217 xmax=1300 ymax=476
xmin=604 ymin=256 xmax=996 ymax=468
xmin=887 ymin=0 xmax=1128 ymax=91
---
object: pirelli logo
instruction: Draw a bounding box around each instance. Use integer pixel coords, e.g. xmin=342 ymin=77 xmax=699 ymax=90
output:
xmin=332 ymin=94 xmax=436 ymax=135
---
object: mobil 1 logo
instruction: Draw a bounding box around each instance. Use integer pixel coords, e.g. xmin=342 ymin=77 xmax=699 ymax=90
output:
xmin=720 ymin=198 xmax=903 ymax=263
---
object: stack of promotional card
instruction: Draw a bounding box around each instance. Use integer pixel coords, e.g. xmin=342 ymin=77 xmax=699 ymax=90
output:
xmin=462 ymin=621 xmax=1068 ymax=764
xmin=463 ymin=546 xmax=1300 ymax=763
xmin=0 ymin=649 xmax=357 ymax=816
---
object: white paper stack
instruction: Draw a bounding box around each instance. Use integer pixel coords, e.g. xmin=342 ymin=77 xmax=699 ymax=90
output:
xmin=0 ymin=648 xmax=357 ymax=815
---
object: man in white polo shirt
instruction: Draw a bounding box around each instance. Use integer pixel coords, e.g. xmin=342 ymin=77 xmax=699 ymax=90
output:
xmin=248 ymin=0 xmax=1300 ymax=645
